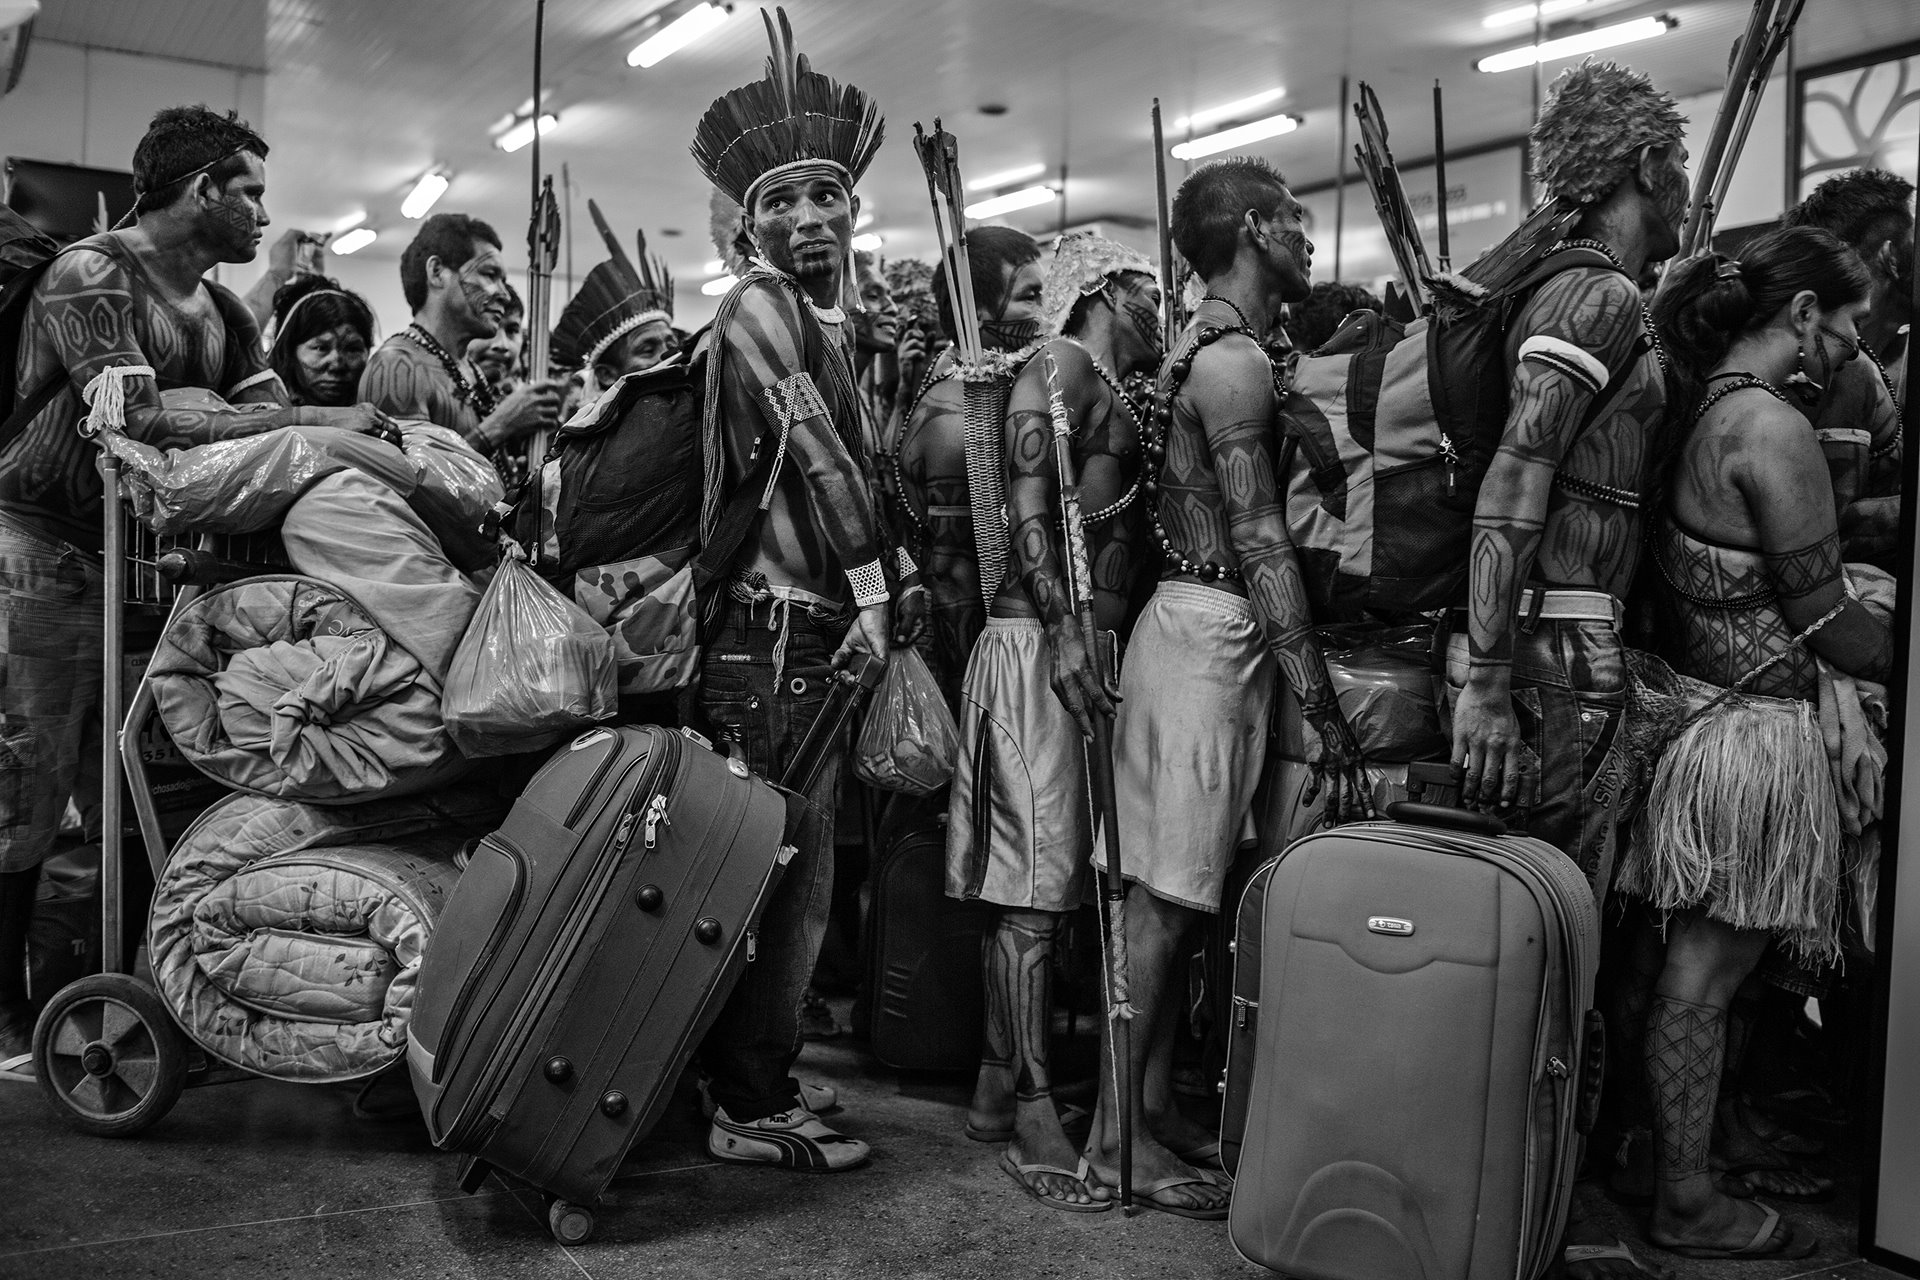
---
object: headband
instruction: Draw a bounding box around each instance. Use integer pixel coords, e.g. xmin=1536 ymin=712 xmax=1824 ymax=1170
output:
xmin=585 ymin=309 xmax=673 ymax=370
xmin=268 ymin=289 xmax=370 ymax=361
xmin=741 ymin=160 xmax=856 ymax=220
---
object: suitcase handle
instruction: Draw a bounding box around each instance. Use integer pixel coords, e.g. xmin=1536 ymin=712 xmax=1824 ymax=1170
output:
xmin=1384 ymin=800 xmax=1508 ymax=837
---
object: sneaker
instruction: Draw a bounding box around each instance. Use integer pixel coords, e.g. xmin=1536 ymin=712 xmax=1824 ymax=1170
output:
xmin=696 ymin=1077 xmax=839 ymax=1120
xmin=708 ymin=1106 xmax=870 ymax=1171
xmin=0 ymin=1013 xmax=33 ymax=1084
xmin=799 ymin=987 xmax=841 ymax=1040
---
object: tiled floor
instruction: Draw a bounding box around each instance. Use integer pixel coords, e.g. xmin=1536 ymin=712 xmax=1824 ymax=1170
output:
xmin=0 ymin=1028 xmax=1907 ymax=1280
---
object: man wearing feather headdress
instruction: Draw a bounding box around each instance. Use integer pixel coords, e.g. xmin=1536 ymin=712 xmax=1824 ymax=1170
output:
xmin=687 ymin=5 xmax=913 ymax=1174
xmin=550 ymin=207 xmax=680 ymax=393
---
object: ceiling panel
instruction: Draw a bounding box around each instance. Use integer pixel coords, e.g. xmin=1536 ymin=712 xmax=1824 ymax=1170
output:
xmin=36 ymin=0 xmax=266 ymax=71
xmin=78 ymin=0 xmax=1919 ymax=322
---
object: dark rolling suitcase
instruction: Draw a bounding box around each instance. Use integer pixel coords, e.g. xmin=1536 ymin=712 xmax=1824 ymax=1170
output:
xmin=408 ymin=657 xmax=880 ymax=1244
xmin=1222 ymin=764 xmax=1603 ymax=1280
xmin=862 ymin=801 xmax=988 ymax=1072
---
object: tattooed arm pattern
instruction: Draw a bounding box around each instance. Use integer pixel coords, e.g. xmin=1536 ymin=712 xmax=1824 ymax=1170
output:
xmin=1738 ymin=411 xmax=1896 ymax=683
xmin=33 ymin=249 xmax=298 ymax=447
xmin=1466 ymin=267 xmax=1641 ymax=667
xmin=1187 ymin=337 xmax=1336 ymax=710
xmin=1003 ymin=341 xmax=1084 ymax=633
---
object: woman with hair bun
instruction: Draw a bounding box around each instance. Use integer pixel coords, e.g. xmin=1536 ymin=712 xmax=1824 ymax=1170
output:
xmin=1618 ymin=224 xmax=1891 ymax=1260
xmin=268 ymin=274 xmax=377 ymax=407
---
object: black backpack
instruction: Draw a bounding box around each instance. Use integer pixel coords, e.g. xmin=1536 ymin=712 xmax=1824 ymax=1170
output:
xmin=0 ymin=206 xmax=65 ymax=448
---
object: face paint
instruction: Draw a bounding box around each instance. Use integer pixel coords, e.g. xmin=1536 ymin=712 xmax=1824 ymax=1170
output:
xmin=205 ymin=188 xmax=261 ymax=253
xmin=980 ymin=317 xmax=1043 ymax=351
xmin=1122 ymin=297 xmax=1164 ymax=365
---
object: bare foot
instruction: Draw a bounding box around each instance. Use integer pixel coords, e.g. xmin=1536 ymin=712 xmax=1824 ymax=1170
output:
xmin=1083 ymin=1130 xmax=1231 ymax=1215
xmin=1651 ymin=1185 xmax=1815 ymax=1258
xmin=1005 ymin=1104 xmax=1107 ymax=1208
xmin=966 ymin=1061 xmax=1015 ymax=1138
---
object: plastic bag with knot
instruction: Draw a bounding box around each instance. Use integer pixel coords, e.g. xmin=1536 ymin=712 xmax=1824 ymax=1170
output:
xmin=853 ymin=646 xmax=961 ymax=795
xmin=442 ymin=550 xmax=618 ymax=758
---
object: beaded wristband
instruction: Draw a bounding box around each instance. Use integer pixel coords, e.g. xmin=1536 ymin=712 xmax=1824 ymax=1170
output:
xmin=847 ymin=558 xmax=890 ymax=607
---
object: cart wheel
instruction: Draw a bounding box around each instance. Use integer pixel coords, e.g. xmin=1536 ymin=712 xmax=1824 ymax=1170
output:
xmin=32 ymin=973 xmax=188 ymax=1138
xmin=547 ymin=1199 xmax=595 ymax=1245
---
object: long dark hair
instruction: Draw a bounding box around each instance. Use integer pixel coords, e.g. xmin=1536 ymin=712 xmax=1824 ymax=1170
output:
xmin=1651 ymin=225 xmax=1871 ymax=423
xmin=269 ymin=275 xmax=376 ymax=401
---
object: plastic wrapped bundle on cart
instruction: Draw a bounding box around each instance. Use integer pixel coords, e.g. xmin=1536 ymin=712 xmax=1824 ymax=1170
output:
xmin=146 ymin=788 xmax=502 ymax=1082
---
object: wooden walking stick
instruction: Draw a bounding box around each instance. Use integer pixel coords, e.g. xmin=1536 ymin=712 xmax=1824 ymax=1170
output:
xmin=1042 ymin=348 xmax=1137 ymax=1214
xmin=1151 ymin=100 xmax=1180 ymax=351
xmin=524 ymin=0 xmax=561 ymax=463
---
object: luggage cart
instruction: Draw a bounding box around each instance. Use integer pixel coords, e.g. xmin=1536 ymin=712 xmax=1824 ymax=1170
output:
xmin=30 ymin=450 xmax=283 ymax=1136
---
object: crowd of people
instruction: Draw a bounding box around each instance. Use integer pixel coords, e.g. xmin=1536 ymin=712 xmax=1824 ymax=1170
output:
xmin=0 ymin=12 xmax=1911 ymax=1278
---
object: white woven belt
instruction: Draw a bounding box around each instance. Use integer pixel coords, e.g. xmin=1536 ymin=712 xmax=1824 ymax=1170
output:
xmin=1517 ymin=588 xmax=1622 ymax=626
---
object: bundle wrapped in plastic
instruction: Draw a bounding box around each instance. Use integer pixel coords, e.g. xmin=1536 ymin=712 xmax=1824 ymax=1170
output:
xmin=1316 ymin=623 xmax=1445 ymax=762
xmin=105 ymin=417 xmax=416 ymax=536
xmin=443 ymin=550 xmax=618 ymax=758
xmin=400 ymin=423 xmax=503 ymax=571
xmin=854 ymin=647 xmax=961 ymax=795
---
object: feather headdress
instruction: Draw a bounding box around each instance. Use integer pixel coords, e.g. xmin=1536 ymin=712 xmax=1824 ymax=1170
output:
xmin=551 ymin=200 xmax=675 ymax=372
xmin=1530 ymin=58 xmax=1685 ymax=207
xmin=690 ymin=6 xmax=884 ymax=211
xmin=1041 ymin=231 xmax=1155 ymax=339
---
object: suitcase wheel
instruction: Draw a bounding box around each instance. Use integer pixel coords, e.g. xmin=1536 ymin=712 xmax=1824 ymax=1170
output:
xmin=547 ymin=1198 xmax=595 ymax=1245
xmin=32 ymin=972 xmax=189 ymax=1138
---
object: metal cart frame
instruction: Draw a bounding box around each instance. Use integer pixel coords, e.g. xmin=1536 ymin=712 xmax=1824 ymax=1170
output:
xmin=30 ymin=452 xmax=279 ymax=1134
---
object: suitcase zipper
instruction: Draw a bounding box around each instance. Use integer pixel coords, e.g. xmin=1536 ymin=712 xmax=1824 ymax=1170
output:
xmin=446 ymin=733 xmax=682 ymax=1149
xmin=432 ymin=836 xmax=528 ymax=1087
xmin=561 ymin=732 xmax=631 ymax=829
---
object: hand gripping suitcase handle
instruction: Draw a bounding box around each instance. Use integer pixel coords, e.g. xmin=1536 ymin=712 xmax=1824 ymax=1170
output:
xmin=779 ymin=651 xmax=885 ymax=797
xmin=1386 ymin=760 xmax=1510 ymax=836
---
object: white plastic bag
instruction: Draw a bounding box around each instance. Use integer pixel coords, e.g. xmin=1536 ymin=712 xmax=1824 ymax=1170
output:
xmin=853 ymin=647 xmax=961 ymax=795
xmin=442 ymin=551 xmax=617 ymax=758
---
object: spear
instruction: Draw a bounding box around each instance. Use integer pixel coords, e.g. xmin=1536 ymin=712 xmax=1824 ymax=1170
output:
xmin=523 ymin=0 xmax=560 ymax=460
xmin=1432 ymin=81 xmax=1451 ymax=274
xmin=1151 ymin=99 xmax=1178 ymax=351
xmin=1043 ymin=348 xmax=1136 ymax=1214
xmin=1352 ymin=82 xmax=1431 ymax=310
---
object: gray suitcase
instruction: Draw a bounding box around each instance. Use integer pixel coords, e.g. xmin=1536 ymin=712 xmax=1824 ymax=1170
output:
xmin=1223 ymin=766 xmax=1603 ymax=1280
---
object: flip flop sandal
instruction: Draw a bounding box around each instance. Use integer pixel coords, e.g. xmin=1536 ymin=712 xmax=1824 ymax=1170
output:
xmin=1172 ymin=1138 xmax=1224 ymax=1170
xmin=999 ymin=1149 xmax=1112 ymax=1214
xmin=965 ymin=1121 xmax=1013 ymax=1143
xmin=1084 ymin=1165 xmax=1231 ymax=1221
xmin=0 ymin=1052 xmax=33 ymax=1084
xmin=1657 ymin=1203 xmax=1819 ymax=1260
xmin=1561 ymin=1242 xmax=1670 ymax=1279
xmin=1722 ymin=1163 xmax=1836 ymax=1203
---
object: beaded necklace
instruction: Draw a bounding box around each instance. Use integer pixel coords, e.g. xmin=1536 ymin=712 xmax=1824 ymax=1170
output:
xmin=1144 ymin=311 xmax=1291 ymax=584
xmin=1080 ymin=354 xmax=1144 ymax=524
xmin=401 ymin=323 xmax=500 ymax=421
xmin=1554 ymin=239 xmax=1671 ymax=382
xmin=1700 ymin=372 xmax=1793 ymax=416
xmin=1860 ymin=341 xmax=1903 ymax=459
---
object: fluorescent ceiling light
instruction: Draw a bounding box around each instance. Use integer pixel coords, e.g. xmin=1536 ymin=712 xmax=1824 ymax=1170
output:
xmin=628 ymin=2 xmax=730 ymax=69
xmin=1476 ymin=14 xmax=1676 ymax=73
xmin=851 ymin=232 xmax=883 ymax=252
xmin=702 ymin=258 xmax=726 ymax=275
xmin=1170 ymin=113 xmax=1301 ymax=160
xmin=332 ymin=227 xmax=377 ymax=255
xmin=1174 ymin=88 xmax=1286 ymax=132
xmin=332 ymin=209 xmax=367 ymax=233
xmin=965 ymin=186 xmax=1059 ymax=219
xmin=401 ymin=170 xmax=450 ymax=219
xmin=495 ymin=113 xmax=558 ymax=153
xmin=701 ymin=274 xmax=738 ymax=296
xmin=966 ymin=162 xmax=1046 ymax=193
xmin=1481 ymin=0 xmax=1587 ymax=29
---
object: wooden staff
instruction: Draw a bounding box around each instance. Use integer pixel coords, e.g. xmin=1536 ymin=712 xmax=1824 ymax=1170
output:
xmin=524 ymin=0 xmax=560 ymax=461
xmin=1680 ymin=0 xmax=1805 ymax=257
xmin=1151 ymin=99 xmax=1178 ymax=351
xmin=911 ymin=121 xmax=982 ymax=364
xmin=1043 ymin=348 xmax=1136 ymax=1214
xmin=1432 ymin=80 xmax=1451 ymax=274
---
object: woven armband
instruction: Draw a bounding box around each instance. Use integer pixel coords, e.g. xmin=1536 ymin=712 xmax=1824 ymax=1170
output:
xmin=847 ymin=558 xmax=890 ymax=607
xmin=1517 ymin=336 xmax=1608 ymax=396
xmin=894 ymin=546 xmax=919 ymax=578
xmin=227 ymin=368 xmax=284 ymax=399
xmin=763 ymin=372 xmax=829 ymax=433
xmin=1817 ymin=427 xmax=1873 ymax=449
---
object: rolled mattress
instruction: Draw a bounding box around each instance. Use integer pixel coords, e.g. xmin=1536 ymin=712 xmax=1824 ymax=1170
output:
xmin=150 ymin=575 xmax=469 ymax=803
xmin=148 ymin=789 xmax=498 ymax=1082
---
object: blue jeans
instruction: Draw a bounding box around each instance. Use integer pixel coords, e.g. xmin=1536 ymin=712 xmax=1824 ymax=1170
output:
xmin=696 ymin=593 xmax=850 ymax=1121
xmin=1445 ymin=618 xmax=1627 ymax=904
